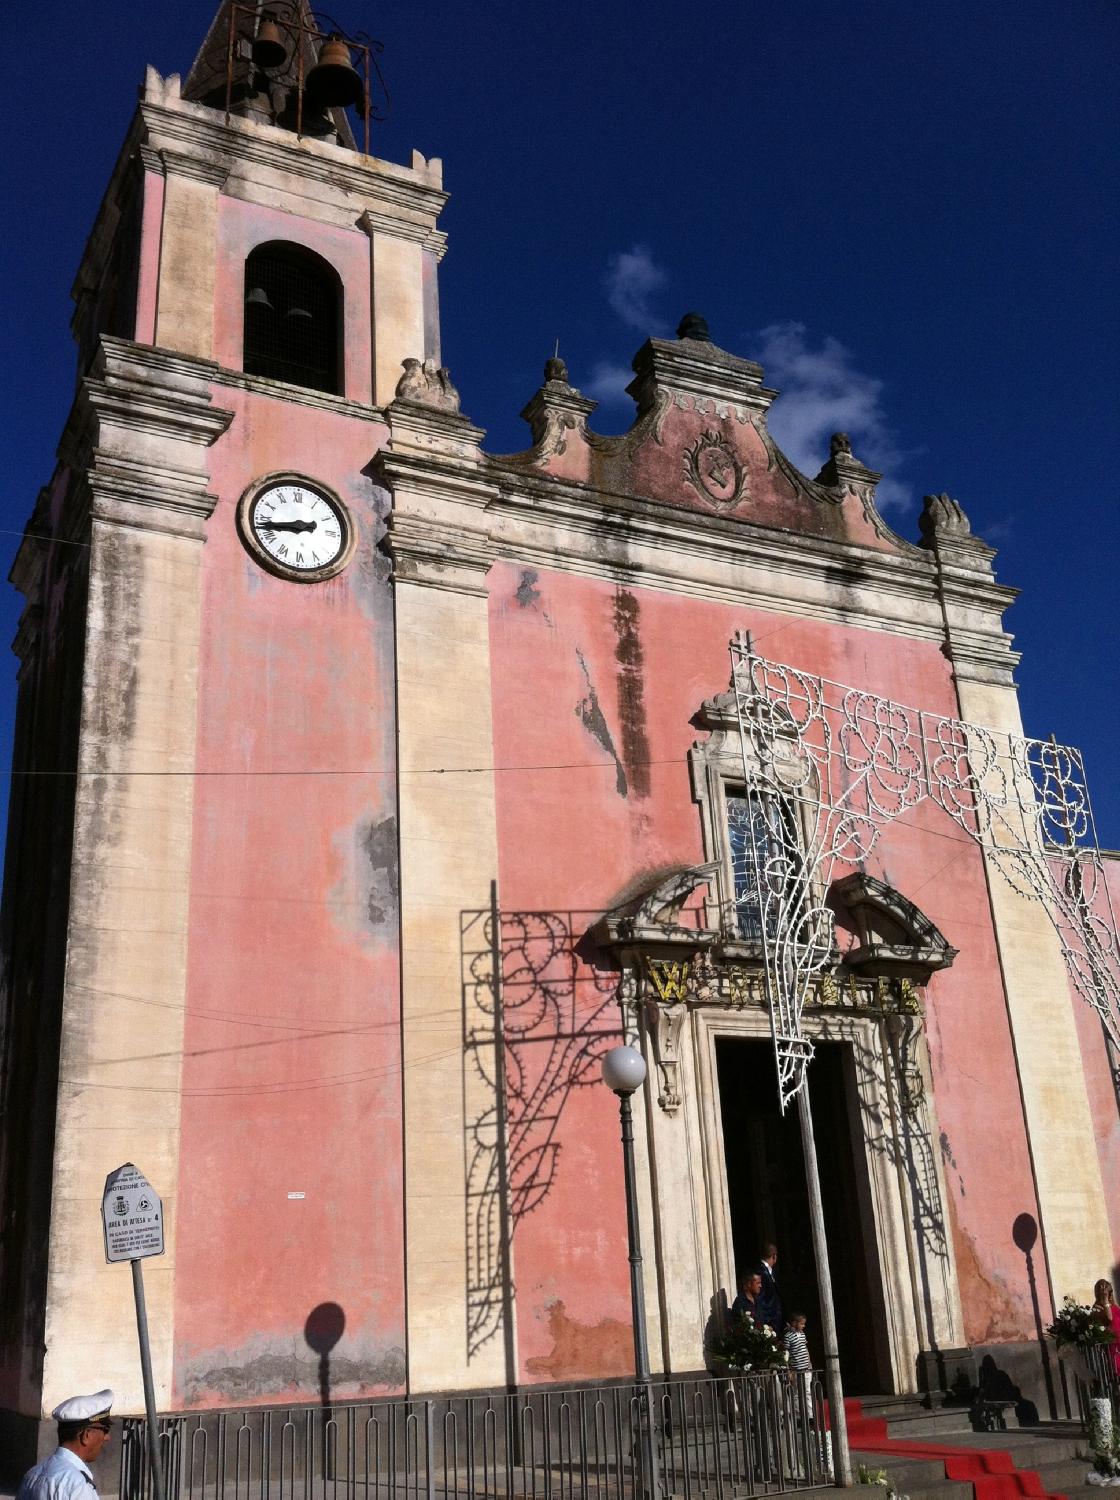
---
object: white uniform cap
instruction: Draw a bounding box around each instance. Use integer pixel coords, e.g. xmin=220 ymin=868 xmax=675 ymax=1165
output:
xmin=51 ymin=1390 xmax=114 ymax=1423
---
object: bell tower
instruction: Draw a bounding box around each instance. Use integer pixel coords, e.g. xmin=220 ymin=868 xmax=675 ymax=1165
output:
xmin=0 ymin=1 xmax=446 ymax=1461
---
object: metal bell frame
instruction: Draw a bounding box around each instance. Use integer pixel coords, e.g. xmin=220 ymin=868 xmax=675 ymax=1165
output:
xmin=222 ymin=1 xmax=388 ymax=156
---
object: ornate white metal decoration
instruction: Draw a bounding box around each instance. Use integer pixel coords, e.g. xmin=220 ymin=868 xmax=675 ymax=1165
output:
xmin=727 ymin=632 xmax=1120 ymax=1112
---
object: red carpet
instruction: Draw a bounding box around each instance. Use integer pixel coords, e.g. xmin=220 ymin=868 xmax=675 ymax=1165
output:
xmin=833 ymin=1398 xmax=1067 ymax=1500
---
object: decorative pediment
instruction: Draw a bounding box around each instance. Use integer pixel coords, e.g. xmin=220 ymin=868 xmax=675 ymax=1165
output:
xmin=832 ymin=873 xmax=957 ymax=983
xmin=591 ymin=863 xmax=719 ymax=953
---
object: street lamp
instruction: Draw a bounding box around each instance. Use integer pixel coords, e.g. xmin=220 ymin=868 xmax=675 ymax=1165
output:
xmin=602 ymin=1044 xmax=660 ymax=1496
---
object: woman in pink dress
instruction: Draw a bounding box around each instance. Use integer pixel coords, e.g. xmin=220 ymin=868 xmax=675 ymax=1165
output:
xmin=1091 ymin=1279 xmax=1120 ymax=1380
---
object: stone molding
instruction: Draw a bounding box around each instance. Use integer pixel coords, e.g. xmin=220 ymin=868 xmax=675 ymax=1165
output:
xmin=158 ymin=149 xmax=229 ymax=187
xmin=55 ymin=337 xmax=233 ymax=544
xmin=486 ymin=472 xmax=949 ymax=643
xmin=377 ymin=396 xmax=498 ymax=594
xmin=209 ymin=364 xmax=386 ymax=422
xmin=919 ymin=509 xmax=1020 ymax=685
xmin=140 ymin=76 xmax=448 ymax=238
xmin=627 ymin=335 xmax=774 ymax=418
xmin=358 ymin=206 xmax=449 ymax=258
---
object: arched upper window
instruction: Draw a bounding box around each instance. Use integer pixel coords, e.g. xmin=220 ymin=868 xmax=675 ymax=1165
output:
xmin=243 ymin=242 xmax=342 ymax=395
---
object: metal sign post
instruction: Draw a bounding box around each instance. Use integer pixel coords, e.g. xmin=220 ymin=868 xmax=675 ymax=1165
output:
xmin=102 ymin=1163 xmax=166 ymax=1500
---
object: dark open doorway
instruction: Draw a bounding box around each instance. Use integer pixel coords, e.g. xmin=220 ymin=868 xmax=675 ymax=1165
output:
xmin=716 ymin=1036 xmax=886 ymax=1393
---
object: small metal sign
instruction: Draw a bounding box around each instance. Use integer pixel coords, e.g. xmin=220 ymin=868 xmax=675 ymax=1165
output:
xmin=102 ymin=1162 xmax=164 ymax=1263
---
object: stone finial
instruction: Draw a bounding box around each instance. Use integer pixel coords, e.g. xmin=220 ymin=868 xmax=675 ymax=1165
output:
xmin=815 ymin=430 xmax=878 ymax=489
xmin=676 ymin=312 xmax=712 ymax=343
xmin=395 ymin=357 xmax=461 ymax=413
xmin=544 ymin=354 xmax=569 ymax=385
xmin=919 ymin=492 xmax=972 ymax=543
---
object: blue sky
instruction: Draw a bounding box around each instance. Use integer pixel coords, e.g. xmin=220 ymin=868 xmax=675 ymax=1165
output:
xmin=1 ymin=2 xmax=1117 ymax=840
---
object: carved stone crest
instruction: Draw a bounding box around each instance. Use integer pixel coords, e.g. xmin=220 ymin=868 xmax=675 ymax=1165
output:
xmin=682 ymin=429 xmax=748 ymax=510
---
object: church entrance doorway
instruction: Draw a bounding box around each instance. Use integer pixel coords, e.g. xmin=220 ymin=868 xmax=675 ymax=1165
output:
xmin=716 ymin=1036 xmax=886 ymax=1393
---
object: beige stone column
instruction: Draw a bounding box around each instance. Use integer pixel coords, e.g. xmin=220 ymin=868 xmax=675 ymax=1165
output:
xmin=39 ymin=339 xmax=231 ymax=1413
xmin=377 ymin=390 xmax=508 ymax=1392
xmin=153 ymin=153 xmax=226 ymax=359
xmin=923 ymin=494 xmax=1112 ymax=1313
xmin=359 ymin=210 xmax=445 ymax=408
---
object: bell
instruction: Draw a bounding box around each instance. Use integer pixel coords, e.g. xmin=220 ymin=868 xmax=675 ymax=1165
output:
xmin=305 ymin=35 xmax=364 ymax=109
xmin=245 ymin=286 xmax=274 ymax=310
xmin=285 ymin=305 xmax=313 ymax=321
xmin=251 ymin=14 xmax=288 ymax=69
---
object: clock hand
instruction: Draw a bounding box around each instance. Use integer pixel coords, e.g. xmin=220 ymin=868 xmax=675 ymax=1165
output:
xmin=261 ymin=519 xmax=317 ymax=533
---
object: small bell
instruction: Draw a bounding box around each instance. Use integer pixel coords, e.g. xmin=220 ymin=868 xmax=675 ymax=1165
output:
xmin=286 ymin=305 xmax=313 ymax=321
xmin=251 ymin=14 xmax=288 ymax=70
xmin=305 ymin=35 xmax=364 ymax=109
xmin=245 ymin=286 xmax=274 ymax=310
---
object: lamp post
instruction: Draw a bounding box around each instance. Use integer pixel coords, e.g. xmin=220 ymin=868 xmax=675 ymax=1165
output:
xmin=602 ymin=1043 xmax=660 ymax=1498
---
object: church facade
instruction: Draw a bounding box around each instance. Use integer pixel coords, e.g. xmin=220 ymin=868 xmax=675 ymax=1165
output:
xmin=1 ymin=1 xmax=1117 ymax=1463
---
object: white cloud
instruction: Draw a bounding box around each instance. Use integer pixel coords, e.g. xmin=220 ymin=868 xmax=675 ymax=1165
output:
xmin=605 ymin=245 xmax=669 ymax=333
xmin=585 ymin=360 xmax=633 ymax=404
xmin=755 ymin=322 xmax=912 ymax=510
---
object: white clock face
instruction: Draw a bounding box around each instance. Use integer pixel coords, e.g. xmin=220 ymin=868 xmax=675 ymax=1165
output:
xmin=243 ymin=481 xmax=351 ymax=579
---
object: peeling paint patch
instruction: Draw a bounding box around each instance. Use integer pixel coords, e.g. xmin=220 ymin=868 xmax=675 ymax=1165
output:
xmin=524 ymin=1299 xmax=632 ymax=1382
xmin=330 ymin=813 xmax=399 ymax=944
xmin=575 ymin=649 xmax=627 ymax=797
xmin=515 ymin=569 xmax=541 ymax=607
xmin=361 ymin=816 xmax=398 ymax=928
xmin=953 ymin=1227 xmax=1025 ymax=1345
xmin=177 ymin=1337 xmax=406 ymax=1405
xmin=612 ymin=588 xmax=651 ymax=798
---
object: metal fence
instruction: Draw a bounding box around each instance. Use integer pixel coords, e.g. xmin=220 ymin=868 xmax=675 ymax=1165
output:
xmin=119 ymin=1372 xmax=830 ymax=1500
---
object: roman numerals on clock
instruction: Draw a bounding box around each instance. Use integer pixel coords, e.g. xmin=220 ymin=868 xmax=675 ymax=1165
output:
xmin=238 ymin=477 xmax=353 ymax=582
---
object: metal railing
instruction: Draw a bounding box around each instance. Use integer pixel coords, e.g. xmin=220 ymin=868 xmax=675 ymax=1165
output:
xmin=119 ymin=1372 xmax=830 ymax=1500
xmin=1072 ymin=1344 xmax=1120 ymax=1434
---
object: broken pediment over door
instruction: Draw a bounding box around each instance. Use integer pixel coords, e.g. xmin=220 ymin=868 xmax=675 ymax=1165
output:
xmin=832 ymin=872 xmax=958 ymax=984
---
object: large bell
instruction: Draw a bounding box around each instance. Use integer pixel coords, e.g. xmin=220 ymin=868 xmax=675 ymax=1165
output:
xmin=305 ymin=35 xmax=364 ymax=109
xmin=251 ymin=14 xmax=288 ymax=69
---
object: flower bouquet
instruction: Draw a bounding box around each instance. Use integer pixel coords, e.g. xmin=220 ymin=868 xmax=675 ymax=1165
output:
xmin=1047 ymin=1295 xmax=1116 ymax=1386
xmin=1047 ymin=1296 xmax=1117 ymax=1351
xmin=710 ymin=1316 xmax=790 ymax=1372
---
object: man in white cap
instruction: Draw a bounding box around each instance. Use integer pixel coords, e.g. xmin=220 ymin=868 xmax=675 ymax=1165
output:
xmin=16 ymin=1390 xmax=114 ymax=1500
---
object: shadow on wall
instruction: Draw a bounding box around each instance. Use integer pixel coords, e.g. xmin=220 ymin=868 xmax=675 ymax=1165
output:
xmin=305 ymin=1301 xmax=346 ymax=1408
xmin=1011 ymin=1211 xmax=1056 ymax=1420
xmin=460 ymin=902 xmax=622 ymax=1370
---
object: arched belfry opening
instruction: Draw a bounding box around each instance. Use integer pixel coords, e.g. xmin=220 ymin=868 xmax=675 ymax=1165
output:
xmin=243 ymin=242 xmax=342 ymax=395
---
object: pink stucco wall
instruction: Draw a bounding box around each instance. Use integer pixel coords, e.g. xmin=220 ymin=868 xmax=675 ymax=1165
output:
xmin=172 ymin=376 xmax=401 ymax=1407
xmin=213 ymin=197 xmax=373 ymax=404
xmin=487 ymin=559 xmax=1047 ymax=1381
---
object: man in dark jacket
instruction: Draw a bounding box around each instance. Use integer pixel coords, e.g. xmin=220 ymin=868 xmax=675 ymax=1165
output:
xmin=756 ymin=1243 xmax=783 ymax=1332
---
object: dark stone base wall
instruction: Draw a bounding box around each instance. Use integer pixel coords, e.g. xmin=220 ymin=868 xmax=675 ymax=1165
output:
xmin=970 ymin=1339 xmax=1078 ymax=1425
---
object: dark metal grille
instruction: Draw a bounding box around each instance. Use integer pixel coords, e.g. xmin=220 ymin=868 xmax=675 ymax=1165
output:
xmin=119 ymin=1371 xmax=829 ymax=1500
xmin=244 ymin=248 xmax=341 ymax=395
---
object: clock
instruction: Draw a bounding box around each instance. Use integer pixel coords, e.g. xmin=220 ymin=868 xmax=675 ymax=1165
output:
xmin=237 ymin=476 xmax=354 ymax=582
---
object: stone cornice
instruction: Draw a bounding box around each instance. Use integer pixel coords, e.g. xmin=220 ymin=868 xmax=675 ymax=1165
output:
xmin=484 ymin=470 xmax=950 ymax=643
xmin=383 ymin=513 xmax=496 ymax=596
xmin=209 ymin=364 xmax=387 ymax=422
xmin=139 ymin=92 xmax=447 ymax=247
xmin=158 ymin=149 xmax=229 ymax=187
xmin=627 ymin=336 xmax=775 ymax=418
xmin=54 ymin=337 xmax=233 ymax=545
xmin=377 ymin=402 xmax=498 ymax=592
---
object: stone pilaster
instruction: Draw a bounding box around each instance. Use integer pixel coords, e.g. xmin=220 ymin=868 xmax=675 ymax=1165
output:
xmin=152 ymin=153 xmax=227 ymax=360
xmin=37 ymin=339 xmax=231 ymax=1413
xmin=921 ymin=493 xmax=1112 ymax=1315
xmin=376 ymin=382 xmax=507 ymax=1391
